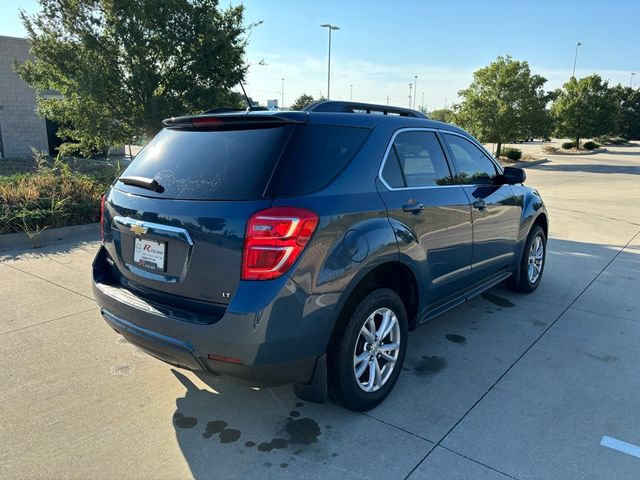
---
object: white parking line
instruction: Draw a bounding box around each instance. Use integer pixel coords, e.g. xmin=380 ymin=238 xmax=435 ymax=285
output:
xmin=601 ymin=436 xmax=640 ymax=459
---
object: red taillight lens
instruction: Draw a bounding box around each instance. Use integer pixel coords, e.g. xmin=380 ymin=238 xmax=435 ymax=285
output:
xmin=242 ymin=207 xmax=319 ymax=281
xmin=100 ymin=194 xmax=106 ymax=242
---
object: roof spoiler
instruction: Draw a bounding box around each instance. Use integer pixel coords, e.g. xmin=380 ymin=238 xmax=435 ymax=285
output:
xmin=162 ymin=113 xmax=305 ymax=129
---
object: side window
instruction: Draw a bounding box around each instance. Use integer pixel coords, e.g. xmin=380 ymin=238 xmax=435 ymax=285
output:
xmin=443 ymin=134 xmax=499 ymax=185
xmin=381 ymin=131 xmax=452 ymax=188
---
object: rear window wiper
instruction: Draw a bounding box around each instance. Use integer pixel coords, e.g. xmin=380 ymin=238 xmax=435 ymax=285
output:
xmin=118 ymin=176 xmax=164 ymax=193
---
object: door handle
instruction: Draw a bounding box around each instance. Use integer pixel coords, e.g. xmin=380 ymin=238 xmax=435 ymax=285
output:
xmin=472 ymin=199 xmax=486 ymax=210
xmin=402 ymin=203 xmax=425 ymax=213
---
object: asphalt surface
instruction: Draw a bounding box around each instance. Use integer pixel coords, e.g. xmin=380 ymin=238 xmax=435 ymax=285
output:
xmin=1 ymin=144 xmax=639 ymax=479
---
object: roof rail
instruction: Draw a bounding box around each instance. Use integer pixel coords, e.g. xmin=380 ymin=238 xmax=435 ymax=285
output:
xmin=303 ymin=100 xmax=427 ymax=119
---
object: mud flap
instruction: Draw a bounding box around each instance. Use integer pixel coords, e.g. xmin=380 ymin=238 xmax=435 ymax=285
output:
xmin=292 ymin=354 xmax=327 ymax=404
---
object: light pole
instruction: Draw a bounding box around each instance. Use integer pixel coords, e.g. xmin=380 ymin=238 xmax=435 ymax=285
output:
xmin=350 ymin=84 xmax=353 ymax=101
xmin=630 ymin=72 xmax=636 ymax=88
xmin=572 ymin=42 xmax=582 ymax=79
xmin=408 ymin=83 xmax=413 ymax=108
xmin=320 ymin=24 xmax=340 ymax=100
xmin=421 ymin=91 xmax=425 ymax=111
xmin=281 ymin=77 xmax=284 ymax=108
xmin=413 ymin=75 xmax=418 ymax=109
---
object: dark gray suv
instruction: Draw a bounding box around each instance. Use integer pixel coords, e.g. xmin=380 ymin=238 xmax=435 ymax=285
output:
xmin=93 ymin=101 xmax=548 ymax=411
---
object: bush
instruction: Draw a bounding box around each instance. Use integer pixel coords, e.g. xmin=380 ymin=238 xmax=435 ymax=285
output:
xmin=593 ymin=135 xmax=628 ymax=145
xmin=0 ymin=157 xmax=117 ymax=235
xmin=542 ymin=145 xmax=558 ymax=154
xmin=501 ymin=147 xmax=522 ymax=161
xmin=610 ymin=136 xmax=629 ymax=145
xmin=583 ymin=141 xmax=599 ymax=150
xmin=561 ymin=141 xmax=575 ymax=149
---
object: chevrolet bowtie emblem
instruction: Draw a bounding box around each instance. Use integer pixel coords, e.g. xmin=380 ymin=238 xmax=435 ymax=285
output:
xmin=130 ymin=223 xmax=148 ymax=236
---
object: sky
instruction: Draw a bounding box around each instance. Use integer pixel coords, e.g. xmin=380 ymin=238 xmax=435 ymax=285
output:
xmin=2 ymin=0 xmax=639 ymax=109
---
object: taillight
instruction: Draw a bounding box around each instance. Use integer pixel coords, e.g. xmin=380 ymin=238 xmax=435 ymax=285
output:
xmin=242 ymin=207 xmax=319 ymax=281
xmin=100 ymin=194 xmax=106 ymax=242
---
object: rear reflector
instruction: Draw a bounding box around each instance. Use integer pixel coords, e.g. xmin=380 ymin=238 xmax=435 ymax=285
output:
xmin=207 ymin=353 xmax=243 ymax=365
xmin=241 ymin=207 xmax=319 ymax=281
xmin=100 ymin=194 xmax=106 ymax=242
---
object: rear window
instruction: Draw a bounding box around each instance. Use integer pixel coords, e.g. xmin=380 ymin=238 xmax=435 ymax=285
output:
xmin=117 ymin=126 xmax=292 ymax=200
xmin=269 ymin=124 xmax=370 ymax=196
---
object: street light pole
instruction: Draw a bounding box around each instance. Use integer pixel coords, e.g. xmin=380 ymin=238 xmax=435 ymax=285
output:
xmin=350 ymin=84 xmax=353 ymax=101
xmin=421 ymin=92 xmax=425 ymax=111
xmin=408 ymin=83 xmax=412 ymax=108
xmin=630 ymin=73 xmax=636 ymax=89
xmin=281 ymin=77 xmax=284 ymax=108
xmin=413 ymin=75 xmax=418 ymax=109
xmin=572 ymin=42 xmax=582 ymax=79
xmin=320 ymin=24 xmax=340 ymax=100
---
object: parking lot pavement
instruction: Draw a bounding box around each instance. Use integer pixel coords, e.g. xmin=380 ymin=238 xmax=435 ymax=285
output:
xmin=1 ymin=144 xmax=639 ymax=479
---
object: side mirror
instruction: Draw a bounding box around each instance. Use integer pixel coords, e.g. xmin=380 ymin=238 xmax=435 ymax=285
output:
xmin=503 ymin=166 xmax=526 ymax=184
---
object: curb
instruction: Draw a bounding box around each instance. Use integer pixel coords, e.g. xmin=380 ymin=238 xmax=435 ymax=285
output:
xmin=0 ymin=223 xmax=99 ymax=252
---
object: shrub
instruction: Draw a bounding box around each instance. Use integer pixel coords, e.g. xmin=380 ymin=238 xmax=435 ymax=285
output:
xmin=501 ymin=147 xmax=522 ymax=161
xmin=594 ymin=135 xmax=611 ymax=144
xmin=610 ymin=136 xmax=629 ymax=145
xmin=542 ymin=145 xmax=558 ymax=154
xmin=561 ymin=141 xmax=575 ymax=149
xmin=583 ymin=141 xmax=599 ymax=150
xmin=594 ymin=135 xmax=628 ymax=145
xmin=0 ymin=156 xmax=118 ymax=235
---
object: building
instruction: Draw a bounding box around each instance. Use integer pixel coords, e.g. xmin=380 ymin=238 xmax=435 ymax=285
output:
xmin=267 ymin=99 xmax=279 ymax=109
xmin=0 ymin=35 xmax=50 ymax=159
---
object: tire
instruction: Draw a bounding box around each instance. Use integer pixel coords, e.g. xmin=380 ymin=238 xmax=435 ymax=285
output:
xmin=328 ymin=288 xmax=408 ymax=412
xmin=509 ymin=224 xmax=546 ymax=293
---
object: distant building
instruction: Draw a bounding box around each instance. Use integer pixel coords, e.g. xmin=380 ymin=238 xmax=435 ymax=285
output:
xmin=0 ymin=35 xmax=54 ymax=159
xmin=267 ymin=99 xmax=279 ymax=109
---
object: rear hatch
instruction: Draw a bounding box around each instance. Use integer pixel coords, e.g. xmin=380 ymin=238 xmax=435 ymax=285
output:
xmin=102 ymin=113 xmax=305 ymax=307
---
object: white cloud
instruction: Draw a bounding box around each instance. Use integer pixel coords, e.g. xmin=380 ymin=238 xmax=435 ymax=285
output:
xmin=241 ymin=51 xmax=636 ymax=110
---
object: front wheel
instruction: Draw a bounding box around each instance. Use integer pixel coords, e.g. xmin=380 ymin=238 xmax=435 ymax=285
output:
xmin=509 ymin=224 xmax=546 ymax=293
xmin=328 ymin=288 xmax=408 ymax=412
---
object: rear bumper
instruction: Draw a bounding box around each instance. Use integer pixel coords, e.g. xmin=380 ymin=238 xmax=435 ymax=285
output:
xmin=93 ymin=246 xmax=338 ymax=387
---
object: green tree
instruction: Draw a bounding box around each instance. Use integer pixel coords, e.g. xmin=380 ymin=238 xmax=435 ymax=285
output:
xmin=456 ymin=56 xmax=549 ymax=157
xmin=428 ymin=108 xmax=456 ymax=124
xmin=550 ymin=75 xmax=618 ymax=148
xmin=289 ymin=93 xmax=325 ymax=111
xmin=610 ymin=85 xmax=640 ymax=139
xmin=18 ymin=0 xmax=252 ymax=155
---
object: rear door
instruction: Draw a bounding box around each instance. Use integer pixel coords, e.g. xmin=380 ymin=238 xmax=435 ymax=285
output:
xmin=102 ymin=117 xmax=300 ymax=305
xmin=377 ymin=129 xmax=473 ymax=307
xmin=441 ymin=132 xmax=520 ymax=285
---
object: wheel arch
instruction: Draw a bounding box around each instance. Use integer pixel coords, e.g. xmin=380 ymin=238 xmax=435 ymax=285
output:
xmin=329 ymin=261 xmax=421 ymax=343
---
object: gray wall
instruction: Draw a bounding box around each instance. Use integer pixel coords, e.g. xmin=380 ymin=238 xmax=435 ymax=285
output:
xmin=0 ymin=35 xmax=49 ymax=159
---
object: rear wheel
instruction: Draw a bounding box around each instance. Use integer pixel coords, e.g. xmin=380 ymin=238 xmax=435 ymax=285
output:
xmin=509 ymin=224 xmax=546 ymax=293
xmin=328 ymin=288 xmax=408 ymax=412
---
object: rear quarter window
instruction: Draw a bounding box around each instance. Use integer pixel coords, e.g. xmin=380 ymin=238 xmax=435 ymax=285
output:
xmin=117 ymin=126 xmax=292 ymax=200
xmin=269 ymin=124 xmax=370 ymax=197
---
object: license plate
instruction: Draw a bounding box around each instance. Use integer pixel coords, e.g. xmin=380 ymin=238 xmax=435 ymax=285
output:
xmin=134 ymin=238 xmax=166 ymax=271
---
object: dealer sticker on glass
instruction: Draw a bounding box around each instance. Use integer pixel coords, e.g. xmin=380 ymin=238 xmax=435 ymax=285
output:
xmin=134 ymin=238 xmax=166 ymax=271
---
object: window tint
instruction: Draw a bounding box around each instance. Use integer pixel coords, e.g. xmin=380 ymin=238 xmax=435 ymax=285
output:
xmin=443 ymin=134 xmax=499 ymax=185
xmin=381 ymin=131 xmax=452 ymax=188
xmin=119 ymin=126 xmax=292 ymax=200
xmin=270 ymin=125 xmax=370 ymax=196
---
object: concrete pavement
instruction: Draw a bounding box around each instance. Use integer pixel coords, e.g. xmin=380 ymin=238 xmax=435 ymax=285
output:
xmin=1 ymin=143 xmax=639 ymax=479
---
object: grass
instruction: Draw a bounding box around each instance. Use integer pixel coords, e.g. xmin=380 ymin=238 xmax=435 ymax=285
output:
xmin=0 ymin=153 xmax=122 ymax=235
